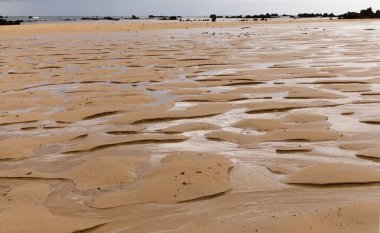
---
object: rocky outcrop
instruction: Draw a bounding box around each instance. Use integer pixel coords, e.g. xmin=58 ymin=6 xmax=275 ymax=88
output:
xmin=81 ymin=16 xmax=120 ymax=21
xmin=340 ymin=7 xmax=380 ymax=19
xmin=0 ymin=18 xmax=22 ymax=25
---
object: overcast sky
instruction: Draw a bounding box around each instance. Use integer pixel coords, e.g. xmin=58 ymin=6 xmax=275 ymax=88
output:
xmin=1 ymin=0 xmax=380 ymax=16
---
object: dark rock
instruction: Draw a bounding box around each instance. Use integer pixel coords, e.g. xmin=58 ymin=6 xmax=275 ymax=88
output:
xmin=340 ymin=7 xmax=380 ymax=19
xmin=226 ymin=13 xmax=279 ymax=19
xmin=0 ymin=19 xmax=22 ymax=25
xmin=101 ymin=16 xmax=120 ymax=21
xmin=81 ymin=16 xmax=99 ymax=20
xmin=160 ymin=16 xmax=181 ymax=20
xmin=81 ymin=16 xmax=120 ymax=21
xmin=210 ymin=14 xmax=217 ymax=22
xmin=297 ymin=13 xmax=336 ymax=18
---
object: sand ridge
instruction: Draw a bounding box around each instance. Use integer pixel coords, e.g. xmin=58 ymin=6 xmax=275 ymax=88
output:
xmin=92 ymin=151 xmax=233 ymax=207
xmin=284 ymin=163 xmax=380 ymax=185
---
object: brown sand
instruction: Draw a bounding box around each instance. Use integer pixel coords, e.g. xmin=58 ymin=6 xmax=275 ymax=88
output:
xmin=284 ymin=163 xmax=380 ymax=185
xmin=1 ymin=19 xmax=380 ymax=232
xmin=93 ymin=151 xmax=233 ymax=207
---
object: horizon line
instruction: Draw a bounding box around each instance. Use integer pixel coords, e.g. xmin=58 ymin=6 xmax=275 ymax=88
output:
xmin=1 ymin=6 xmax=379 ymax=17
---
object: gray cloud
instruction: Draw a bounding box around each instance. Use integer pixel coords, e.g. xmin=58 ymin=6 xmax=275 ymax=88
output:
xmin=1 ymin=0 xmax=380 ymax=16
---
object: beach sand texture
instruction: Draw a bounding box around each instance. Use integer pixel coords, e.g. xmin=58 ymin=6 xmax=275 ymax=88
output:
xmin=1 ymin=20 xmax=380 ymax=232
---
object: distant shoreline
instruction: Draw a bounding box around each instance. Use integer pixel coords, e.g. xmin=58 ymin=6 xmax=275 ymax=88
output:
xmin=2 ymin=7 xmax=380 ymax=25
xmin=1 ymin=18 xmax=380 ymax=36
xmin=1 ymin=6 xmax=380 ymax=24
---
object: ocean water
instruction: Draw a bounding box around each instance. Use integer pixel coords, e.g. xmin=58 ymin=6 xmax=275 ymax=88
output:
xmin=2 ymin=16 xmax=139 ymax=23
xmin=1 ymin=16 xmax=213 ymax=24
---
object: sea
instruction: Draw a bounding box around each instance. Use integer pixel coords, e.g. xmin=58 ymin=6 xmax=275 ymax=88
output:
xmin=1 ymin=16 xmax=212 ymax=24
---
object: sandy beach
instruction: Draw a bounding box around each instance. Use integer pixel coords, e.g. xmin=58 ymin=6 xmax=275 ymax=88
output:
xmin=1 ymin=19 xmax=380 ymax=232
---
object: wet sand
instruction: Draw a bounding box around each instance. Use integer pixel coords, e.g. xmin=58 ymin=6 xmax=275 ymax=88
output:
xmin=1 ymin=19 xmax=380 ymax=232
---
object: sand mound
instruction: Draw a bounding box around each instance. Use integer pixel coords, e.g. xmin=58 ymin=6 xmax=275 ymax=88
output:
xmin=179 ymin=93 xmax=246 ymax=102
xmin=243 ymin=101 xmax=336 ymax=114
xmin=284 ymin=163 xmax=380 ymax=185
xmin=285 ymin=90 xmax=346 ymax=99
xmin=0 ymin=112 xmax=44 ymax=126
xmin=356 ymin=147 xmax=380 ymax=160
xmin=158 ymin=122 xmax=219 ymax=134
xmin=276 ymin=145 xmax=313 ymax=154
xmin=0 ymin=182 xmax=105 ymax=233
xmin=177 ymin=202 xmax=380 ymax=233
xmin=111 ymin=103 xmax=231 ymax=124
xmin=61 ymin=156 xmax=146 ymax=190
xmin=243 ymin=101 xmax=308 ymax=114
xmin=92 ymin=151 xmax=233 ymax=208
xmin=205 ymin=131 xmax=259 ymax=148
xmin=152 ymin=82 xmax=202 ymax=91
xmin=283 ymin=113 xmax=328 ymax=123
xmin=339 ymin=142 xmax=380 ymax=150
xmin=0 ymin=133 xmax=87 ymax=159
xmin=0 ymin=137 xmax=40 ymax=159
xmin=233 ymin=117 xmax=330 ymax=132
xmin=322 ymin=83 xmax=372 ymax=92
xmin=194 ymin=79 xmax=264 ymax=88
xmin=63 ymin=134 xmax=188 ymax=154
xmin=106 ymin=125 xmax=146 ymax=135
xmin=53 ymin=106 xmax=125 ymax=123
xmin=263 ymin=128 xmax=342 ymax=142
xmin=232 ymin=119 xmax=284 ymax=132
xmin=0 ymin=154 xmax=148 ymax=191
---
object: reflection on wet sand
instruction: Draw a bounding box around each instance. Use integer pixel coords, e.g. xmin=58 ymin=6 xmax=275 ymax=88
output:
xmin=1 ymin=20 xmax=380 ymax=232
